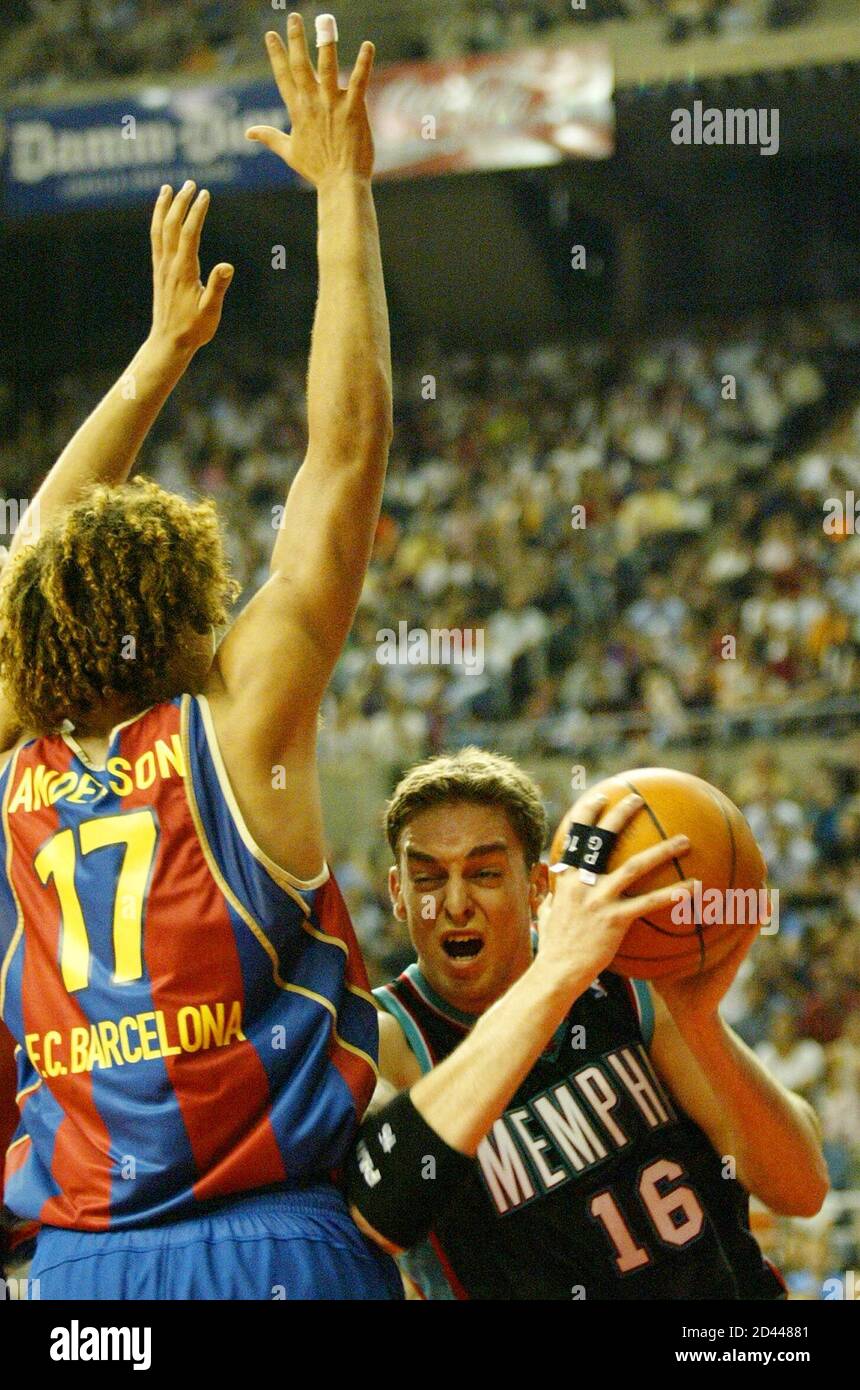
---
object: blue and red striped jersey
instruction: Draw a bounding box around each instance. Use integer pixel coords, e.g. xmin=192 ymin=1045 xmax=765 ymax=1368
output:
xmin=0 ymin=694 xmax=377 ymax=1230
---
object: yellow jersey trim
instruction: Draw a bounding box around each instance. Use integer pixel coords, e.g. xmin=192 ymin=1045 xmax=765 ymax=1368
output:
xmin=0 ymin=744 xmax=26 ymax=1017
xmin=59 ymin=705 xmax=157 ymax=773
xmin=179 ymin=698 xmax=377 ymax=1080
xmin=194 ymin=693 xmax=329 ymax=894
xmin=15 ymin=1078 xmax=41 ymax=1106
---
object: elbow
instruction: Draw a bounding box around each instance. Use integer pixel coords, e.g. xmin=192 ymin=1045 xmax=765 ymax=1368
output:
xmin=741 ymin=1104 xmax=830 ymax=1217
xmin=760 ymin=1157 xmax=830 ymax=1218
xmin=769 ymin=1179 xmax=828 ymax=1219
xmin=356 ymin=369 xmax=394 ymax=449
xmin=799 ymin=1182 xmax=829 ymax=1218
xmin=307 ymin=412 xmax=393 ymax=469
xmin=796 ymin=1149 xmax=831 ymax=1216
xmin=791 ymin=1103 xmax=831 ymax=1216
xmin=357 ymin=399 xmax=394 ymax=452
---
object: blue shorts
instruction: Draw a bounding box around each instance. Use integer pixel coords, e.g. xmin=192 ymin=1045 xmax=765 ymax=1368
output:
xmin=29 ymin=1184 xmax=403 ymax=1301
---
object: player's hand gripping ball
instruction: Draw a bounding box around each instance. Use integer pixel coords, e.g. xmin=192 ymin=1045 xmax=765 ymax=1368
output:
xmin=549 ymin=768 xmax=769 ymax=980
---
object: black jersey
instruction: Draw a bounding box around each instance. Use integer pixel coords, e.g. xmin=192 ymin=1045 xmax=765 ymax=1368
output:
xmin=375 ymin=962 xmax=785 ymax=1301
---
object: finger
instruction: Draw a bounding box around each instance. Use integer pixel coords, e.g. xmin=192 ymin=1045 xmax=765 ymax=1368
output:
xmin=245 ymin=126 xmax=293 ymax=163
xmin=608 ymin=833 xmax=691 ymax=894
xmin=150 ymin=184 xmax=172 ymax=262
xmin=162 ymin=179 xmax=197 ymax=257
xmin=177 ymin=188 xmax=210 ymax=274
xmin=315 ymin=14 xmax=340 ymax=101
xmin=597 ymin=792 xmax=646 ymax=836
xmin=548 ymin=789 xmax=610 ymax=876
xmin=620 ymin=877 xmax=699 ymax=923
xmin=264 ymin=29 xmax=296 ymax=109
xmin=198 ymin=262 xmax=234 ymax=321
xmin=287 ymin=12 xmax=318 ymax=95
xmin=347 ymin=40 xmax=375 ymax=103
xmin=570 ymin=789 xmax=609 ymax=829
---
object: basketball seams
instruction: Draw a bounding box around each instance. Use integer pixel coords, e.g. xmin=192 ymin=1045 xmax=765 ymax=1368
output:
xmin=706 ymin=784 xmax=737 ymax=891
xmin=620 ymin=777 xmax=687 ymax=884
xmin=630 ymin=916 xmax=708 ymax=939
xmin=551 ymin=769 xmax=763 ymax=977
xmin=620 ymin=775 xmax=707 ymax=971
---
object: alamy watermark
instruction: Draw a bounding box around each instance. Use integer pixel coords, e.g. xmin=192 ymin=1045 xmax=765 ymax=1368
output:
xmin=376 ymin=622 xmax=484 ymax=675
xmin=1 ymin=1275 xmax=40 ymax=1299
xmin=671 ymin=102 xmax=779 ymax=156
xmin=49 ymin=1321 xmax=151 ymax=1369
xmin=0 ymin=497 xmax=40 ymax=544
xmin=822 ymin=1270 xmax=858 ymax=1300
xmin=670 ymin=883 xmax=779 ymax=934
xmin=823 ymin=493 xmax=860 ymax=534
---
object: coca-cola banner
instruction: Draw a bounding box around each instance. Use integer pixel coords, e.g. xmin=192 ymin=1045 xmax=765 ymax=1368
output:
xmin=367 ymin=42 xmax=613 ymax=178
xmin=0 ymin=42 xmax=612 ymax=216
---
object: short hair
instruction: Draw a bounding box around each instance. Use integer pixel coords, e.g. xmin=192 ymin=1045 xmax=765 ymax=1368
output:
xmin=0 ymin=477 xmax=240 ymax=734
xmin=385 ymin=746 xmax=547 ymax=870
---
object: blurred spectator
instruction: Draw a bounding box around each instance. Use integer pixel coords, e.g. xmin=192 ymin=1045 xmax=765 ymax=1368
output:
xmin=0 ymin=0 xmax=823 ymax=99
xmin=755 ymin=1010 xmax=826 ymax=1098
xmin=817 ymin=1052 xmax=860 ymax=1190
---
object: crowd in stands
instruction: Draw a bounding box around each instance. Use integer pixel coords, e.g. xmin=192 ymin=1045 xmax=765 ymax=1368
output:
xmin=0 ymin=0 xmax=822 ymax=102
xmin=5 ymin=305 xmax=860 ymax=769
xmin=2 ymin=301 xmax=859 ymax=1293
xmin=715 ymin=746 xmax=860 ymax=1292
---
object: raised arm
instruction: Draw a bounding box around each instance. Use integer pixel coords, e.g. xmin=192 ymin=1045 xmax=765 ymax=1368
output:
xmin=8 ymin=183 xmax=233 ymax=564
xmin=211 ymin=15 xmax=391 ymax=744
xmin=203 ymin=18 xmax=391 ymax=877
xmin=0 ymin=184 xmax=233 ymax=751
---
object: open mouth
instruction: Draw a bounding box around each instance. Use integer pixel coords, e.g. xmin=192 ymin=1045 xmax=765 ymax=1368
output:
xmin=441 ymin=933 xmax=484 ymax=961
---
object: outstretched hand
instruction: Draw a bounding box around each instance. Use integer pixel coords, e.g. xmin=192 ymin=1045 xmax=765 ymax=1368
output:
xmin=149 ymin=181 xmax=234 ymax=355
xmin=246 ymin=14 xmax=375 ymax=186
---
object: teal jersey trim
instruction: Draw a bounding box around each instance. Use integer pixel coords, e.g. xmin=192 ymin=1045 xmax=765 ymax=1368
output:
xmin=631 ymin=978 xmax=655 ymax=1047
xmin=402 ymin=964 xmax=479 ymax=1031
xmin=373 ymin=984 xmax=434 ymax=1076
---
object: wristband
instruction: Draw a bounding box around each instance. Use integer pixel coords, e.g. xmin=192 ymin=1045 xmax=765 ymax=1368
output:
xmin=346 ymin=1090 xmax=474 ymax=1251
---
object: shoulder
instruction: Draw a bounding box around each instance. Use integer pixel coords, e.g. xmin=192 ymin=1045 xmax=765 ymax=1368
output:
xmin=377 ymin=1005 xmax=423 ymax=1090
xmin=0 ymin=732 xmax=34 ymax=778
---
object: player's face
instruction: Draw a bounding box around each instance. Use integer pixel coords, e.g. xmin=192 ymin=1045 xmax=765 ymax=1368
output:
xmin=390 ymin=801 xmax=548 ymax=1016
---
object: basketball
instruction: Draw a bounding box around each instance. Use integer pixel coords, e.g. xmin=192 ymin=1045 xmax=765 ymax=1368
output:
xmin=548 ymin=768 xmax=769 ymax=980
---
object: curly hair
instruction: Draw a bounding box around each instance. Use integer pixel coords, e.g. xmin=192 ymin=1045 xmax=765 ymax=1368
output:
xmin=0 ymin=478 xmax=240 ymax=734
xmin=385 ymin=746 xmax=548 ymax=870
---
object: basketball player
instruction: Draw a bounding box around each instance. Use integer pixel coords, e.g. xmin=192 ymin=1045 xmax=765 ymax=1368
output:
xmin=345 ymin=750 xmax=829 ymax=1298
xmin=0 ymin=15 xmax=402 ymax=1299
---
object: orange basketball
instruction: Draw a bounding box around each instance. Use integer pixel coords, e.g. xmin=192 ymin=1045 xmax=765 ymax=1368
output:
xmin=548 ymin=767 xmax=769 ymax=980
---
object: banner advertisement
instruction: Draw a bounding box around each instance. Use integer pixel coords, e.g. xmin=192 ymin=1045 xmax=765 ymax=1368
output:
xmin=0 ymin=43 xmax=613 ymax=216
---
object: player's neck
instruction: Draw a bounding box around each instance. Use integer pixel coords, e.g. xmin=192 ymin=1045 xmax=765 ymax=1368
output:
xmin=61 ymin=701 xmax=144 ymax=765
xmin=437 ymin=953 xmax=533 ymax=1019
xmin=70 ymin=699 xmax=140 ymax=739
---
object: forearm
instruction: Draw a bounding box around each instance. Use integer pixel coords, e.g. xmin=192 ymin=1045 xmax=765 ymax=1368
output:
xmin=11 ymin=335 xmax=192 ymax=559
xmin=410 ymin=961 xmax=586 ymax=1154
xmin=306 ymin=174 xmax=392 ymax=458
xmin=674 ymin=1011 xmax=828 ymax=1215
xmin=348 ymin=964 xmax=582 ymax=1254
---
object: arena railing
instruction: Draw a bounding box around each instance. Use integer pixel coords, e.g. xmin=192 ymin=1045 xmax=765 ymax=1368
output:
xmin=452 ymin=693 xmax=860 ymax=759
